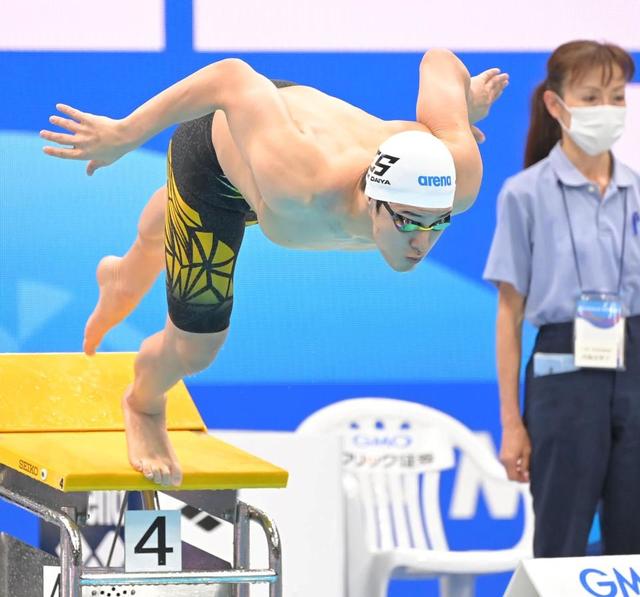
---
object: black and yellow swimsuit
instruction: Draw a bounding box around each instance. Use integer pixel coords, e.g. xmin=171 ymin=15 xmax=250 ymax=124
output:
xmin=164 ymin=80 xmax=296 ymax=333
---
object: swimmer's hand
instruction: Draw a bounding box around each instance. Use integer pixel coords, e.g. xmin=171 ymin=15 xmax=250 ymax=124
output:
xmin=467 ymin=68 xmax=509 ymax=124
xmin=40 ymin=104 xmax=134 ymax=176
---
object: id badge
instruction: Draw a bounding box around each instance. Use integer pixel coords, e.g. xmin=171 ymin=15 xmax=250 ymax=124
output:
xmin=574 ymin=292 xmax=625 ymax=370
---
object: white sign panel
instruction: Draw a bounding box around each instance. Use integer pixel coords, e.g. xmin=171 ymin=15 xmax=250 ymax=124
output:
xmin=43 ymin=566 xmax=60 ymax=597
xmin=160 ymin=431 xmax=346 ymax=597
xmin=125 ymin=510 xmax=182 ymax=573
xmin=506 ymin=555 xmax=640 ymax=596
xmin=194 ymin=0 xmax=640 ymax=52
xmin=0 ymin=0 xmax=165 ymax=51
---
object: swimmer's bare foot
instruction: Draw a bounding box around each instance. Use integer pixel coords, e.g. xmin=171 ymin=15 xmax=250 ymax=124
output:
xmin=84 ymin=256 xmax=143 ymax=355
xmin=122 ymin=388 xmax=183 ymax=487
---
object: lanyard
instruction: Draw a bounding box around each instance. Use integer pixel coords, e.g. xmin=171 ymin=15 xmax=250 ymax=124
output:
xmin=559 ymin=181 xmax=628 ymax=296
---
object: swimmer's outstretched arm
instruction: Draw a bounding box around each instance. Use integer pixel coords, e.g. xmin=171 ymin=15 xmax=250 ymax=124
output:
xmin=415 ymin=49 xmax=489 ymax=214
xmin=41 ymin=59 xmax=325 ymax=186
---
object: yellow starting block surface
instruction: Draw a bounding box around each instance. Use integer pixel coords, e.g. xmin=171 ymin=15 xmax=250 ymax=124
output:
xmin=0 ymin=353 xmax=288 ymax=492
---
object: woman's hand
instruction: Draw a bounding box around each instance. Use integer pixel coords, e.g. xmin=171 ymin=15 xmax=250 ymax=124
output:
xmin=40 ymin=104 xmax=135 ymax=176
xmin=467 ymin=68 xmax=510 ymax=124
xmin=500 ymin=422 xmax=531 ymax=483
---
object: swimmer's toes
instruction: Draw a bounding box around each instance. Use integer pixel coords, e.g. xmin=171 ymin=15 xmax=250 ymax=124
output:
xmin=170 ymin=465 xmax=183 ymax=487
xmin=158 ymin=465 xmax=172 ymax=487
xmin=141 ymin=462 xmax=154 ymax=480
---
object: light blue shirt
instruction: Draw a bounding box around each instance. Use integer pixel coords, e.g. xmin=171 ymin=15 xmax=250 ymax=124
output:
xmin=483 ymin=144 xmax=640 ymax=327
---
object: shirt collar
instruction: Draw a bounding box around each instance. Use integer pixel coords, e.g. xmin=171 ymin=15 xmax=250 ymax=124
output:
xmin=611 ymin=157 xmax=635 ymax=188
xmin=549 ymin=142 xmax=634 ymax=189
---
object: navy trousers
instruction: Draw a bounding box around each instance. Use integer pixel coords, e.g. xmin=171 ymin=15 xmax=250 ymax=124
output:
xmin=524 ymin=315 xmax=640 ymax=557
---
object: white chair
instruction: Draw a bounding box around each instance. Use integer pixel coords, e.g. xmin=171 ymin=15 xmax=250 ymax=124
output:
xmin=297 ymin=398 xmax=533 ymax=597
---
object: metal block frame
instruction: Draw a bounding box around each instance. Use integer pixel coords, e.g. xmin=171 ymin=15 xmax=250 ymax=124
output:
xmin=0 ymin=466 xmax=282 ymax=597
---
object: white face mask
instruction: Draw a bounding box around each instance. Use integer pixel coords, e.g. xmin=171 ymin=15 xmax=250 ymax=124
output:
xmin=555 ymin=95 xmax=626 ymax=156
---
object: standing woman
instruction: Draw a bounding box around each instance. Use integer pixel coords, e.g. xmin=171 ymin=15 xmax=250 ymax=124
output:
xmin=484 ymin=40 xmax=640 ymax=557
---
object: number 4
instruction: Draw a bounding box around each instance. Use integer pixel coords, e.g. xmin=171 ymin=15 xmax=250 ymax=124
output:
xmin=134 ymin=516 xmax=174 ymax=566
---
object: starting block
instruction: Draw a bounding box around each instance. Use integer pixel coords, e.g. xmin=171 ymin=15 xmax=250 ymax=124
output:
xmin=0 ymin=353 xmax=288 ymax=597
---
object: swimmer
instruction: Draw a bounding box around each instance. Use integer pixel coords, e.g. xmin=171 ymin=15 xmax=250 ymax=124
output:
xmin=41 ymin=50 xmax=508 ymax=486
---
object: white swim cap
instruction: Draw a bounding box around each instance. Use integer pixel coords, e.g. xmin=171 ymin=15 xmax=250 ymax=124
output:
xmin=364 ymin=130 xmax=456 ymax=209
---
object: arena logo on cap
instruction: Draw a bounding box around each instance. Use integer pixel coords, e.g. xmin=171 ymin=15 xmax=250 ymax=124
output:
xmin=418 ymin=175 xmax=452 ymax=187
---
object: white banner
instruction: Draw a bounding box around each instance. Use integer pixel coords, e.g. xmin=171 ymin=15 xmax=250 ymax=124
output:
xmin=194 ymin=0 xmax=640 ymax=52
xmin=0 ymin=0 xmax=165 ymax=51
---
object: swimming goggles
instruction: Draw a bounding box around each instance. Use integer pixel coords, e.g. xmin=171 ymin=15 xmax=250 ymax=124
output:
xmin=380 ymin=201 xmax=451 ymax=232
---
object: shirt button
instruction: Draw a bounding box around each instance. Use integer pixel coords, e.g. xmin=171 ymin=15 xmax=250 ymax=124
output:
xmin=588 ymin=185 xmax=596 ymax=193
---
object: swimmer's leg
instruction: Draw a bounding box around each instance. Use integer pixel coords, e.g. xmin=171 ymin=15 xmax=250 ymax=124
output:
xmin=84 ymin=186 xmax=167 ymax=355
xmin=124 ymin=319 xmax=228 ymax=486
xmin=126 ymin=113 xmax=249 ymax=486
